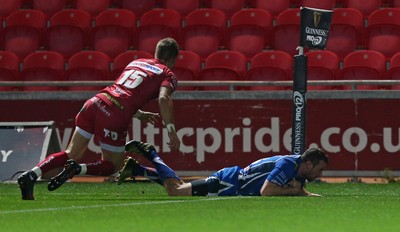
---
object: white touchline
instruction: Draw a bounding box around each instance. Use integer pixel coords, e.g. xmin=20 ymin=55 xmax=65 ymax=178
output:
xmin=0 ymin=197 xmax=243 ymax=215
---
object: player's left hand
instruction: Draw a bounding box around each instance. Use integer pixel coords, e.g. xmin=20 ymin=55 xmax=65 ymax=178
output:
xmin=307 ymin=192 xmax=322 ymax=197
xmin=136 ymin=111 xmax=160 ymax=124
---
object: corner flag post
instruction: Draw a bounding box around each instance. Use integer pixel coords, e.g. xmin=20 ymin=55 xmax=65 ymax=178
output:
xmin=291 ymin=7 xmax=333 ymax=155
xmin=291 ymin=48 xmax=307 ymax=155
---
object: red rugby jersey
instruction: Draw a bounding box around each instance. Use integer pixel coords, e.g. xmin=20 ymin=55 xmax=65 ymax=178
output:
xmin=100 ymin=58 xmax=177 ymax=116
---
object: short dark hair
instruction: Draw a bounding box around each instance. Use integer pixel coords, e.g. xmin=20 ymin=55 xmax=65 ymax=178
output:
xmin=155 ymin=38 xmax=179 ymax=61
xmin=301 ymin=147 xmax=329 ymax=166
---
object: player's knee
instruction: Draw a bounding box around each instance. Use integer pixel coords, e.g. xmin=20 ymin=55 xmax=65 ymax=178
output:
xmin=164 ymin=183 xmax=177 ymax=196
xmin=163 ymin=178 xmax=181 ymax=196
xmin=104 ymin=159 xmax=121 ymax=173
xmin=165 ymin=187 xmax=179 ymax=196
xmin=111 ymin=163 xmax=119 ymax=173
xmin=65 ymin=150 xmax=83 ymax=160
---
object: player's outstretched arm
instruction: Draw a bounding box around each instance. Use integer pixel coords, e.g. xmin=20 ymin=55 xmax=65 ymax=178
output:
xmin=299 ymin=187 xmax=322 ymax=197
xmin=158 ymin=86 xmax=180 ymax=151
xmin=260 ymin=180 xmax=303 ymax=196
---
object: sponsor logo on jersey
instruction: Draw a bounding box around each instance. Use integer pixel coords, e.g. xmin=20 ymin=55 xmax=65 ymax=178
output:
xmin=128 ymin=61 xmax=163 ymax=74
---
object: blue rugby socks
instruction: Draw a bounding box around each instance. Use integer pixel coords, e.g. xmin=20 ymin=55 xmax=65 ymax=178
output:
xmin=133 ymin=163 xmax=163 ymax=185
xmin=146 ymin=150 xmax=179 ymax=183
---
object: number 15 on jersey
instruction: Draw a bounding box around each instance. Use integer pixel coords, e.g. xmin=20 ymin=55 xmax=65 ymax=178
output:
xmin=117 ymin=69 xmax=147 ymax=89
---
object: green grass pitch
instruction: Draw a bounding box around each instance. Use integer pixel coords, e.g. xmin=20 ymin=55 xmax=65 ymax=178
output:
xmin=0 ymin=181 xmax=399 ymax=232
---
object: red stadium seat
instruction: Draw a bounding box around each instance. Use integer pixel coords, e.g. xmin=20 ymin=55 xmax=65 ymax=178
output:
xmin=345 ymin=0 xmax=381 ymax=18
xmin=1 ymin=10 xmax=47 ymax=60
xmin=208 ymin=0 xmax=246 ymax=17
xmin=246 ymin=51 xmax=293 ymax=91
xmin=198 ymin=51 xmax=247 ymax=91
xmin=387 ymin=52 xmax=400 ymax=90
xmin=72 ymin=0 xmax=110 ymax=17
xmin=300 ymin=0 xmax=336 ymax=9
xmin=394 ymin=0 xmax=400 ymax=7
xmin=112 ymin=50 xmax=153 ymax=79
xmin=114 ymin=0 xmax=157 ymax=17
xmin=227 ymin=9 xmax=273 ymax=59
xmin=0 ymin=0 xmax=22 ymax=17
xmin=47 ymin=9 xmax=92 ymax=58
xmin=339 ymin=50 xmax=387 ymax=90
xmin=134 ymin=9 xmax=181 ymax=54
xmin=181 ymin=8 xmax=227 ymax=60
xmin=0 ymin=51 xmax=20 ymax=91
xmin=365 ymin=8 xmax=400 ymax=60
xmin=335 ymin=0 xmax=346 ymax=7
xmin=65 ymin=51 xmax=110 ymax=91
xmin=272 ymin=9 xmax=301 ymax=56
xmin=33 ymin=0 xmax=67 ymax=18
xmin=161 ymin=0 xmax=200 ymax=17
xmin=20 ymin=51 xmax=65 ymax=91
xmin=91 ymin=9 xmax=137 ymax=59
xmin=248 ymin=0 xmax=290 ymax=18
xmin=306 ymin=50 xmax=340 ymax=90
xmin=0 ymin=15 xmax=3 ymax=34
xmin=172 ymin=50 xmax=202 ymax=91
xmin=326 ymin=8 xmax=364 ymax=60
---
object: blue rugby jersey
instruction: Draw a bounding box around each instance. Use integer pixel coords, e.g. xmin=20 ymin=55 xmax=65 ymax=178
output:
xmin=237 ymin=155 xmax=304 ymax=196
xmin=209 ymin=155 xmax=305 ymax=196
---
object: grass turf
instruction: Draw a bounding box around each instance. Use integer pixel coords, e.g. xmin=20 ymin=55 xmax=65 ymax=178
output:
xmin=0 ymin=181 xmax=399 ymax=232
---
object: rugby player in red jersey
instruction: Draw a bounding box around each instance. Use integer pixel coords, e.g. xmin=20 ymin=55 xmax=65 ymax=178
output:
xmin=18 ymin=38 xmax=181 ymax=200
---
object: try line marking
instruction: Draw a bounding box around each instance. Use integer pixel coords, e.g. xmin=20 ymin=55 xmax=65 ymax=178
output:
xmin=0 ymin=197 xmax=243 ymax=215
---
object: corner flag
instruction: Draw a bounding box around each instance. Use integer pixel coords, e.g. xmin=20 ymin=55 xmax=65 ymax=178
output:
xmin=291 ymin=7 xmax=332 ymax=155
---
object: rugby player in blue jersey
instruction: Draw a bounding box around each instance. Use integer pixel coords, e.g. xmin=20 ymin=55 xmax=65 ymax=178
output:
xmin=118 ymin=140 xmax=329 ymax=197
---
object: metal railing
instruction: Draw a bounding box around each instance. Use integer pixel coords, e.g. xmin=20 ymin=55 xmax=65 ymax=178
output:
xmin=1 ymin=80 xmax=400 ymax=100
xmin=1 ymin=80 xmax=400 ymax=89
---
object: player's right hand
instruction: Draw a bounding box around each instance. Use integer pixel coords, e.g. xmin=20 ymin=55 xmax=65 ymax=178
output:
xmin=136 ymin=111 xmax=160 ymax=125
xmin=168 ymin=132 xmax=180 ymax=151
